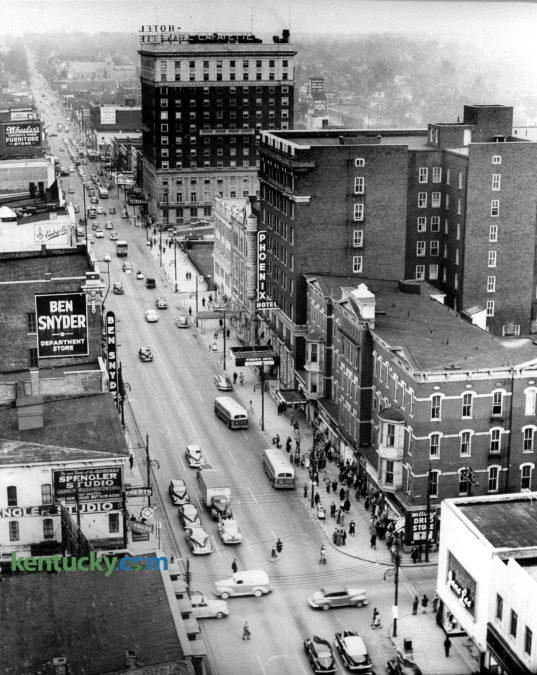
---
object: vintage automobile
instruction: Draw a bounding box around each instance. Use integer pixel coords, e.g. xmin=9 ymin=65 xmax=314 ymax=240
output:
xmin=217 ymin=517 xmax=243 ymax=545
xmin=105 ymin=220 xmax=114 ymax=230
xmin=122 ymin=261 xmax=132 ymax=273
xmin=108 ymin=206 xmax=116 ymax=214
xmin=121 ymin=209 xmax=129 ymax=218
xmin=155 ymin=296 xmax=168 ymax=309
xmin=303 ymin=636 xmax=337 ymax=674
xmin=214 ymin=374 xmax=233 ymax=391
xmin=136 ymin=270 xmax=144 ymax=280
xmin=386 ymin=651 xmax=423 ymax=675
xmin=110 ymin=231 xmax=119 ymax=241
xmin=335 ymin=630 xmax=373 ymax=672
xmin=185 ymin=526 xmax=213 ymax=555
xmin=190 ymin=591 xmax=229 ymax=619
xmin=94 ymin=229 xmax=104 ymax=238
xmin=178 ymin=503 xmax=202 ymax=528
xmin=113 ymin=282 xmax=124 ymax=295
xmin=169 ymin=479 xmax=189 ymax=506
xmin=138 ymin=347 xmax=153 ymax=362
xmin=144 ymin=309 xmax=159 ymax=323
xmin=175 ymin=315 xmax=189 ymax=328
xmin=185 ymin=444 xmax=204 ymax=468
xmin=307 ymin=586 xmax=368 ymax=611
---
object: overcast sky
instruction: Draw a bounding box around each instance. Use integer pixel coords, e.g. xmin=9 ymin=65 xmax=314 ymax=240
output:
xmin=2 ymin=0 xmax=537 ymax=44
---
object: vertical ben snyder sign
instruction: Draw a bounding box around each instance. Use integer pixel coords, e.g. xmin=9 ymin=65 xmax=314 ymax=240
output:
xmin=35 ymin=293 xmax=89 ymax=358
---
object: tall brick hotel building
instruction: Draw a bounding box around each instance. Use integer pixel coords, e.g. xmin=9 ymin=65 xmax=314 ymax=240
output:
xmin=257 ymin=105 xmax=537 ymax=381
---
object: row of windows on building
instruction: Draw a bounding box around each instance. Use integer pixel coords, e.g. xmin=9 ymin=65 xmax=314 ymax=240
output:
xmin=426 ymin=427 xmax=537 ymax=457
xmin=7 ymin=514 xmax=120 ymax=541
xmin=417 ymin=464 xmax=532 ymax=496
xmin=495 ymin=594 xmax=533 ymax=658
xmin=161 ymin=96 xmax=289 ymax=109
xmin=157 ymin=158 xmax=261 ymax=170
xmin=418 ymin=164 xmax=502 ymax=186
xmin=156 ymin=84 xmax=291 ymax=98
xmin=162 ymin=109 xmax=289 ymax=123
xmin=165 ymin=58 xmax=291 ymax=69
xmin=160 ymin=71 xmax=290 ymax=83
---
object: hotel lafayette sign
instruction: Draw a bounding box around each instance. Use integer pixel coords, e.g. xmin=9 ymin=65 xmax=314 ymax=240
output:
xmin=256 ymin=231 xmax=277 ymax=310
xmin=139 ymin=25 xmax=261 ymax=44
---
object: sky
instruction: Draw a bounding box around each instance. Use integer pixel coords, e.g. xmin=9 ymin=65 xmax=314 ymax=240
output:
xmin=1 ymin=0 xmax=537 ymax=43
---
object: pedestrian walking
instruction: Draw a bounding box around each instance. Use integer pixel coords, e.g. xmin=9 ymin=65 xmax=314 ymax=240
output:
xmin=208 ymin=294 xmax=213 ymax=303
xmin=314 ymin=492 xmax=320 ymax=506
xmin=226 ymin=329 xmax=230 ymax=338
xmin=294 ymin=427 xmax=300 ymax=441
xmin=421 ymin=594 xmax=429 ymax=613
xmin=370 ymin=533 xmax=377 ymax=549
xmin=371 ymin=608 xmax=380 ymax=628
xmin=232 ymin=558 xmax=238 ymax=574
xmin=412 ymin=596 xmax=419 ymax=615
xmin=129 ymin=454 xmax=134 ymax=469
xmin=286 ymin=436 xmax=292 ymax=452
xmin=332 ymin=480 xmax=338 ymax=493
xmin=295 ymin=438 xmax=300 ymax=452
xmin=219 ymin=318 xmax=223 ymax=328
xmin=239 ymin=372 xmax=244 ymax=385
xmin=342 ymin=529 xmax=347 ymax=545
xmin=249 ymin=400 xmax=253 ymax=412
xmin=339 ymin=486 xmax=346 ymax=502
xmin=319 ymin=544 xmax=327 ymax=564
xmin=330 ymin=502 xmax=336 ymax=518
xmin=270 ymin=547 xmax=278 ymax=562
xmin=233 ymin=371 xmax=238 ymax=384
xmin=411 ymin=546 xmax=418 ymax=564
xmin=343 ymin=497 xmax=351 ymax=513
xmin=201 ymin=297 xmax=206 ymax=308
xmin=432 ymin=593 xmax=439 ymax=614
xmin=213 ymin=330 xmax=219 ymax=340
xmin=188 ymin=306 xmax=192 ymax=316
xmin=303 ymin=483 xmax=308 ymax=498
xmin=443 ymin=636 xmax=451 ymax=657
xmin=242 ymin=622 xmax=251 ymax=640
xmin=325 ymin=477 xmax=331 ymax=494
xmin=348 ymin=520 xmax=355 ymax=536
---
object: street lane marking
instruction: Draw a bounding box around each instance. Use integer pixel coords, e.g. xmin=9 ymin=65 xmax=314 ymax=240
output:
xmin=248 ymin=487 xmax=258 ymax=504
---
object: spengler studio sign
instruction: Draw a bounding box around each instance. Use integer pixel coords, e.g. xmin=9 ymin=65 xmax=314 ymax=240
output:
xmin=35 ymin=293 xmax=89 ymax=358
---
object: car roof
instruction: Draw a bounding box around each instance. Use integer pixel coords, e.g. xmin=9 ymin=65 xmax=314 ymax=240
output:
xmin=319 ymin=586 xmax=364 ymax=595
xmin=171 ymin=479 xmax=185 ymax=487
xmin=340 ymin=634 xmax=367 ymax=655
xmin=187 ymin=444 xmax=201 ymax=452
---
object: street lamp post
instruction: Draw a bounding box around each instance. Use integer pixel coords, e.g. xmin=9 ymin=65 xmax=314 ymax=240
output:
xmin=82 ymin=185 xmax=87 ymax=242
xmin=383 ymin=543 xmax=401 ymax=638
xmin=173 ymin=242 xmax=178 ymax=292
xmin=222 ymin=311 xmax=227 ymax=371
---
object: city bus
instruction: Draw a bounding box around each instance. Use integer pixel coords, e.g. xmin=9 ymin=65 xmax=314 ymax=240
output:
xmin=214 ymin=397 xmax=248 ymax=429
xmin=262 ymin=448 xmax=295 ymax=489
xmin=116 ymin=240 xmax=128 ymax=257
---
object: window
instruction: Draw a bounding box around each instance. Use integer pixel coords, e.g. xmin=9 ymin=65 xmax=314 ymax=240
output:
xmin=7 ymin=486 xmax=17 ymax=506
xmin=352 ymin=256 xmax=363 ymax=273
xmin=459 ymin=470 xmax=469 ymax=495
xmin=431 ymin=395 xmax=441 ymax=420
xmin=418 ymin=192 xmax=427 ymax=208
xmin=430 ymin=241 xmax=439 ymax=256
xmin=488 ymin=466 xmax=500 ymax=493
xmin=386 ymin=424 xmax=395 ymax=447
xmin=487 ymin=276 xmax=496 ymax=292
xmin=417 ymin=217 xmax=426 ymax=232
xmin=525 ymin=626 xmax=533 ymax=656
xmin=492 ymin=391 xmax=503 ymax=416
xmin=353 ymin=204 xmax=364 ymax=221
xmin=418 ymin=167 xmax=428 ymax=183
xmin=431 ymin=216 xmax=440 ymax=232
xmin=9 ymin=521 xmax=19 ymax=541
xmin=429 ymin=265 xmax=438 ymax=280
xmin=41 ymin=484 xmax=52 ymax=504
xmin=109 ymin=513 xmax=120 ymax=533
xmin=458 ymin=172 xmax=463 ymax=188
xmin=353 ymin=230 xmax=364 ymax=248
xmin=491 ymin=200 xmax=500 ymax=217
xmin=510 ymin=610 xmax=518 ymax=639
xmin=492 ymin=174 xmax=501 ymax=191
xmin=432 ymin=167 xmax=442 ymax=183
xmin=416 ymin=241 xmax=426 ymax=257
xmin=457 ymin=198 xmax=461 ymax=215
xmin=521 ymin=464 xmax=533 ymax=490
xmin=460 ymin=431 xmax=472 ymax=456
xmin=429 ymin=433 xmax=440 ymax=458
xmin=486 ymin=300 xmax=495 ymax=317
xmin=496 ymin=594 xmax=503 ymax=621
xmin=355 ymin=158 xmax=365 ymax=167
xmin=489 ymin=225 xmax=498 ymax=242
xmin=43 ymin=518 xmax=54 ymax=539
xmin=488 ymin=251 xmax=497 ymax=267
xmin=490 ymin=429 xmax=501 ymax=454
xmin=492 ymin=155 xmax=502 ymax=165
xmin=525 ymin=390 xmax=537 ymax=415
xmin=27 ymin=312 xmax=36 ymax=332
xmin=523 ymin=427 xmax=534 ymax=452
xmin=429 ymin=470 xmax=439 ymax=497
xmin=446 ymin=168 xmax=451 ymax=185
xmin=432 ymin=192 xmax=441 ymax=207
xmin=29 ymin=348 xmax=38 ymax=368
xmin=415 ymin=265 xmax=425 ymax=281
xmin=160 ymin=111 xmax=168 ymax=120
xmin=445 ymin=195 xmax=450 ymax=209
xmin=385 ymin=460 xmax=394 ymax=485
xmin=354 ymin=177 xmax=365 ymax=194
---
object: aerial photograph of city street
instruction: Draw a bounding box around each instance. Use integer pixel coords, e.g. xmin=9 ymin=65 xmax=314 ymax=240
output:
xmin=1 ymin=0 xmax=537 ymax=673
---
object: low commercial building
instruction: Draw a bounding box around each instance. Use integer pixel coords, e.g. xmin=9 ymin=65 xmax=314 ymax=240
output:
xmin=438 ymin=493 xmax=537 ymax=674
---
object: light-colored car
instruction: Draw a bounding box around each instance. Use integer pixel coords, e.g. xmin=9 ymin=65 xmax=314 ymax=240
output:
xmin=175 ymin=315 xmax=189 ymax=328
xmin=136 ymin=271 xmax=144 ymax=280
xmin=94 ymin=229 xmax=104 ymax=238
xmin=105 ymin=220 xmax=114 ymax=229
xmin=110 ymin=231 xmax=119 ymax=241
xmin=214 ymin=374 xmax=233 ymax=391
xmin=122 ymin=262 xmax=132 ymax=273
xmin=217 ymin=518 xmax=243 ymax=545
xmin=169 ymin=479 xmax=189 ymax=506
xmin=190 ymin=591 xmax=229 ymax=619
xmin=144 ymin=309 xmax=159 ymax=323
xmin=73 ymin=204 xmax=80 ymax=213
xmin=335 ymin=630 xmax=373 ymax=673
xmin=96 ymin=206 xmax=105 ymax=214
xmin=104 ymin=253 xmax=111 ymax=263
xmin=307 ymin=586 xmax=368 ymax=611
xmin=185 ymin=526 xmax=212 ymax=555
xmin=178 ymin=503 xmax=202 ymax=528
xmin=155 ymin=296 xmax=168 ymax=309
xmin=214 ymin=570 xmax=272 ymax=599
xmin=185 ymin=444 xmax=204 ymax=468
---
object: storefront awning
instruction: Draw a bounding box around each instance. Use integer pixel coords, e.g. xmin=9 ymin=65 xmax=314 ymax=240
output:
xmin=278 ymin=389 xmax=308 ymax=405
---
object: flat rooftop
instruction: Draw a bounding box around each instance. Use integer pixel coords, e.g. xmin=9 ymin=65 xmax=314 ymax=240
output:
xmin=0 ymin=248 xmax=89 ymax=282
xmin=0 ymin=557 xmax=187 ymax=674
xmin=312 ymin=276 xmax=537 ymax=372
xmin=458 ymin=497 xmax=537 ymax=549
xmin=289 ymin=133 xmax=429 ymax=151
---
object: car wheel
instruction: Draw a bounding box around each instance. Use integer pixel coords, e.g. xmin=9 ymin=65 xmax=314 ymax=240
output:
xmin=220 ymin=592 xmax=230 ymax=600
xmin=356 ymin=601 xmax=363 ymax=607
xmin=322 ymin=604 xmax=330 ymax=611
xmin=253 ymin=589 xmax=263 ymax=598
xmin=215 ymin=612 xmax=224 ymax=619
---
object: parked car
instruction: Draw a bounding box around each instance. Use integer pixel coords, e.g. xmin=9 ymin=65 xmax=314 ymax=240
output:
xmin=190 ymin=591 xmax=229 ymax=620
xmin=68 ymin=186 xmax=75 ymax=194
xmin=94 ymin=229 xmax=104 ymax=238
xmin=217 ymin=518 xmax=243 ymax=545
xmin=138 ymin=347 xmax=153 ymax=362
xmin=334 ymin=630 xmax=373 ymax=672
xmin=169 ymin=479 xmax=189 ymax=506
xmin=89 ymin=196 xmax=98 ymax=204
xmin=105 ymin=220 xmax=114 ymax=229
xmin=73 ymin=204 xmax=80 ymax=213
xmin=122 ymin=262 xmax=132 ymax=273
xmin=303 ymin=636 xmax=337 ymax=674
xmin=104 ymin=254 xmax=111 ymax=262
xmin=113 ymin=282 xmax=124 ymax=295
xmin=178 ymin=503 xmax=202 ymax=528
xmin=185 ymin=444 xmax=204 ymax=468
xmin=110 ymin=231 xmax=119 ymax=241
xmin=155 ymin=296 xmax=168 ymax=309
xmin=136 ymin=270 xmax=144 ymax=280
xmin=185 ymin=526 xmax=212 ymax=555
xmin=307 ymin=586 xmax=368 ymax=610
xmin=386 ymin=651 xmax=423 ymax=675
xmin=175 ymin=315 xmax=189 ymax=328
xmin=144 ymin=309 xmax=159 ymax=323
xmin=214 ymin=374 xmax=233 ymax=391
xmin=108 ymin=206 xmax=116 ymax=214
xmin=96 ymin=206 xmax=105 ymax=214
xmin=145 ymin=277 xmax=156 ymax=289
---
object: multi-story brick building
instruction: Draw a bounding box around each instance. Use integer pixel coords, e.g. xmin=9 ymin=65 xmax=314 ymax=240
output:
xmin=138 ymin=28 xmax=295 ymax=226
xmin=257 ymin=105 xmax=537 ymax=387
xmin=301 ymin=275 xmax=537 ymax=538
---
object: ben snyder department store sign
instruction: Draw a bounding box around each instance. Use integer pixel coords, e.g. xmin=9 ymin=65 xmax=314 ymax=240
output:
xmin=53 ymin=467 xmax=123 ymax=503
xmin=35 ymin=293 xmax=88 ymax=358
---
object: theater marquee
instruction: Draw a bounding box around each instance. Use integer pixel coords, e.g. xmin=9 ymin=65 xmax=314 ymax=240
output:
xmin=35 ymin=293 xmax=89 ymax=358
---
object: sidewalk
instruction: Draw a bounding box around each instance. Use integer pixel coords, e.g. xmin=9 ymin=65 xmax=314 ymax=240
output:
xmin=147 ymin=240 xmax=476 ymax=674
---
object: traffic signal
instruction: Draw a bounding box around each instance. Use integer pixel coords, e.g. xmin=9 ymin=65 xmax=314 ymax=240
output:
xmin=275 ymin=539 xmax=283 ymax=553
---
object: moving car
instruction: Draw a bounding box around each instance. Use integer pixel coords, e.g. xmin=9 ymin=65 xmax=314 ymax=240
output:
xmin=214 ymin=570 xmax=272 ymax=599
xmin=155 ymin=296 xmax=168 ymax=309
xmin=89 ymin=196 xmax=98 ymax=204
xmin=175 ymin=315 xmax=189 ymax=328
xmin=113 ymin=282 xmax=124 ymax=295
xmin=136 ymin=270 xmax=144 ymax=280
xmin=94 ymin=229 xmax=104 ymax=238
xmin=307 ymin=586 xmax=368 ymax=610
xmin=303 ymin=636 xmax=337 ymax=674
xmin=145 ymin=277 xmax=156 ymax=289
xmin=217 ymin=518 xmax=243 ymax=544
xmin=386 ymin=651 xmax=423 ymax=675
xmin=169 ymin=479 xmax=189 ymax=506
xmin=185 ymin=444 xmax=204 ymax=468
xmin=110 ymin=231 xmax=119 ymax=241
xmin=105 ymin=220 xmax=114 ymax=229
xmin=108 ymin=206 xmax=116 ymax=214
xmin=92 ymin=222 xmax=100 ymax=231
xmin=190 ymin=591 xmax=229 ymax=619
xmin=104 ymin=254 xmax=111 ymax=263
xmin=335 ymin=631 xmax=373 ymax=672
xmin=122 ymin=262 xmax=132 ymax=273
xmin=214 ymin=374 xmax=233 ymax=391
xmin=178 ymin=503 xmax=202 ymax=528
xmin=121 ymin=209 xmax=128 ymax=218
xmin=73 ymin=204 xmax=80 ymax=213
xmin=185 ymin=526 xmax=212 ymax=555
xmin=68 ymin=186 xmax=75 ymax=194
xmin=96 ymin=206 xmax=105 ymax=214
xmin=138 ymin=347 xmax=153 ymax=362
xmin=144 ymin=309 xmax=159 ymax=323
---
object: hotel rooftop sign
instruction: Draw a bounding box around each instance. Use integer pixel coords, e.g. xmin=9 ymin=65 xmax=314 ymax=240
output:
xmin=139 ymin=26 xmax=262 ymax=44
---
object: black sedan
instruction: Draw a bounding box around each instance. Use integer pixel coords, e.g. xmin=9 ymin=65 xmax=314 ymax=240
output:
xmin=304 ymin=636 xmax=337 ymax=674
xmin=386 ymin=651 xmax=422 ymax=675
xmin=138 ymin=347 xmax=153 ymax=362
xmin=335 ymin=630 xmax=373 ymax=672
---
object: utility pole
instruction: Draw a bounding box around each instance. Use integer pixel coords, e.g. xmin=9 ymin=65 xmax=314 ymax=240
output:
xmin=260 ymin=366 xmax=265 ymax=431
xmin=145 ymin=434 xmax=151 ymax=507
xmin=425 ymin=463 xmax=432 ymax=562
xmin=393 ymin=545 xmax=400 ymax=637
xmin=222 ymin=311 xmax=227 ymax=370
xmin=195 ymin=275 xmax=199 ymax=327
xmin=174 ymin=242 xmax=177 ymax=292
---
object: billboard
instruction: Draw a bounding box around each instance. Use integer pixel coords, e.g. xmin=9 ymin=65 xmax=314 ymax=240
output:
xmin=310 ymin=77 xmax=324 ymax=94
xmin=53 ymin=467 xmax=123 ymax=502
xmin=100 ymin=107 xmax=117 ymax=125
xmin=11 ymin=111 xmax=37 ymax=121
xmin=35 ymin=293 xmax=89 ymax=358
xmin=256 ymin=231 xmax=277 ymax=310
xmin=3 ymin=121 xmax=41 ymax=147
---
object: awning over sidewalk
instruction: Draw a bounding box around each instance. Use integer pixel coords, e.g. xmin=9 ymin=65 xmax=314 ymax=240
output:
xmin=278 ymin=389 xmax=308 ymax=405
